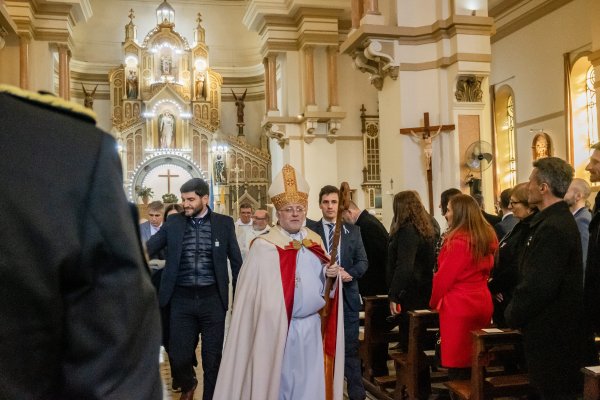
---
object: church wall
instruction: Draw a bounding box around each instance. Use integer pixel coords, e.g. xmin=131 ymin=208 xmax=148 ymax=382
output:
xmin=490 ymin=0 xmax=589 ymax=184
xmin=28 ymin=41 xmax=54 ymax=93
xmin=92 ymin=99 xmax=114 ymax=134
xmin=396 ymin=0 xmax=441 ymax=27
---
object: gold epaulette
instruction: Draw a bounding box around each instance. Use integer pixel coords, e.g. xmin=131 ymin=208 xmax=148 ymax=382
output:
xmin=0 ymin=84 xmax=97 ymax=123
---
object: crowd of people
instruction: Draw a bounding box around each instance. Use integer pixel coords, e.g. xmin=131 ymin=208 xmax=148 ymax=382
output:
xmin=4 ymin=84 xmax=600 ymax=400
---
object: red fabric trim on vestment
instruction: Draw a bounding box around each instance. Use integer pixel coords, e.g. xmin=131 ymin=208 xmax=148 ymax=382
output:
xmin=276 ymin=246 xmax=298 ymax=325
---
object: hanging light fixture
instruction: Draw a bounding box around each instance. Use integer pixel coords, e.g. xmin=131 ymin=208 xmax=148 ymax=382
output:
xmin=156 ymin=0 xmax=175 ymax=26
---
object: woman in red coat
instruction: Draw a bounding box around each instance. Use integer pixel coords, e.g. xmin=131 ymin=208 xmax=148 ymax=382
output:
xmin=430 ymin=194 xmax=498 ymax=380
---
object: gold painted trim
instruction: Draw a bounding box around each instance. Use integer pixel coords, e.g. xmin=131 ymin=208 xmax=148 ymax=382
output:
xmin=491 ymin=0 xmax=574 ymax=43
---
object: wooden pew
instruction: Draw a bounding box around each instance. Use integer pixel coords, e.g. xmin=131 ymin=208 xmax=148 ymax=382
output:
xmin=391 ymin=309 xmax=446 ymax=400
xmin=445 ymin=329 xmax=531 ymax=400
xmin=359 ymin=296 xmax=402 ymax=400
xmin=583 ymin=366 xmax=600 ymax=400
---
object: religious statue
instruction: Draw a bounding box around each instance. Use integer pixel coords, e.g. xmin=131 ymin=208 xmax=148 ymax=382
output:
xmin=159 ymin=111 xmax=175 ymax=148
xmin=532 ymin=132 xmax=551 ymax=160
xmin=161 ymin=55 xmax=172 ymax=75
xmin=195 ymin=74 xmax=205 ymax=100
xmin=231 ymin=88 xmax=247 ymax=124
xmin=214 ymin=153 xmax=227 ymax=184
xmin=126 ymin=70 xmax=138 ymax=99
xmin=82 ymin=84 xmax=98 ymax=110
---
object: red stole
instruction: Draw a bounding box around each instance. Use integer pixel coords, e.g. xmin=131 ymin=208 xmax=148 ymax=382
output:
xmin=275 ymin=239 xmax=329 ymax=324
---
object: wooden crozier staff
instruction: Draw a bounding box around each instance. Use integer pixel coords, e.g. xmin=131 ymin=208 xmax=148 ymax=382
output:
xmin=321 ymin=181 xmax=351 ymax=400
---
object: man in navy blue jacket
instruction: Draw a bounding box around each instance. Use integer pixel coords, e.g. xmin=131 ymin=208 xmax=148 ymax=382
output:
xmin=308 ymin=185 xmax=368 ymax=400
xmin=147 ymin=178 xmax=242 ymax=400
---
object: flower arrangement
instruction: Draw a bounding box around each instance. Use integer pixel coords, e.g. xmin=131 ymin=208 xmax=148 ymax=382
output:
xmin=162 ymin=193 xmax=179 ymax=204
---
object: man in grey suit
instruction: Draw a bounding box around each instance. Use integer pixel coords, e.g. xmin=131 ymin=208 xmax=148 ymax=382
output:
xmin=565 ymin=178 xmax=592 ymax=274
xmin=494 ymin=188 xmax=518 ymax=240
xmin=147 ymin=178 xmax=242 ymax=400
xmin=140 ymin=200 xmax=164 ymax=244
xmin=308 ymin=185 xmax=368 ymax=400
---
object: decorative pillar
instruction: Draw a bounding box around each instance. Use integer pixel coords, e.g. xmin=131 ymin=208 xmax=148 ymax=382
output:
xmin=365 ymin=0 xmax=380 ymax=14
xmin=351 ymin=0 xmax=362 ymax=29
xmin=263 ymin=57 xmax=271 ymax=112
xmin=304 ymin=46 xmax=316 ymax=108
xmin=19 ymin=34 xmax=30 ymax=90
xmin=267 ymin=54 xmax=278 ymax=112
xmin=57 ymin=44 xmax=70 ymax=100
xmin=327 ymin=46 xmax=339 ymax=110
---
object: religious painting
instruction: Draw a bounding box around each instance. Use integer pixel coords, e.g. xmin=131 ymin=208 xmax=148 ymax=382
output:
xmin=213 ymin=153 xmax=227 ymax=184
xmin=158 ymin=111 xmax=176 ymax=148
xmin=532 ymin=132 xmax=552 ymax=160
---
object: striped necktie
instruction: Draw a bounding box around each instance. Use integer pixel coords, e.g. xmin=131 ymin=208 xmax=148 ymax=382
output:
xmin=327 ymin=223 xmax=340 ymax=264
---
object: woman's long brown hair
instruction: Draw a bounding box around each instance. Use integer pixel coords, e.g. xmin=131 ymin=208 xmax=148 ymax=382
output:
xmin=390 ymin=191 xmax=435 ymax=238
xmin=446 ymin=194 xmax=496 ymax=261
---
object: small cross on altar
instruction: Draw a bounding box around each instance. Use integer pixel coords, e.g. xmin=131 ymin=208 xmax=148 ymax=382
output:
xmin=400 ymin=112 xmax=455 ymax=214
xmin=158 ymin=169 xmax=180 ymax=194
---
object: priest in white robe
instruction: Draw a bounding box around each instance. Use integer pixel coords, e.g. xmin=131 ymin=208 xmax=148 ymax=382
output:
xmin=213 ymin=164 xmax=345 ymax=400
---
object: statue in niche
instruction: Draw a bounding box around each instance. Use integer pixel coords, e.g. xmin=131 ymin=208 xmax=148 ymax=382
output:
xmin=214 ymin=153 xmax=227 ymax=184
xmin=82 ymin=84 xmax=98 ymax=109
xmin=195 ymin=74 xmax=205 ymax=100
xmin=159 ymin=111 xmax=175 ymax=148
xmin=532 ymin=132 xmax=552 ymax=160
xmin=126 ymin=70 xmax=138 ymax=99
xmin=161 ymin=55 xmax=172 ymax=75
xmin=231 ymin=88 xmax=247 ymax=124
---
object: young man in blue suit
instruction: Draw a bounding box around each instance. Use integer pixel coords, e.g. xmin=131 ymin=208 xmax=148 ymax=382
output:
xmin=147 ymin=178 xmax=242 ymax=400
xmin=308 ymin=185 xmax=369 ymax=400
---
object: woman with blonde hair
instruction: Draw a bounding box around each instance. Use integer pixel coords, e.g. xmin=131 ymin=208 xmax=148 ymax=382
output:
xmin=387 ymin=191 xmax=438 ymax=351
xmin=430 ymin=194 xmax=498 ymax=380
xmin=488 ymin=183 xmax=536 ymax=328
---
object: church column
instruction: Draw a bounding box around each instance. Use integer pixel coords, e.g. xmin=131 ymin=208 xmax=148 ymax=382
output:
xmin=351 ymin=0 xmax=362 ymax=29
xmin=304 ymin=45 xmax=316 ymax=109
xmin=57 ymin=44 xmax=70 ymax=100
xmin=267 ymin=54 xmax=278 ymax=112
xmin=327 ymin=45 xmax=339 ymax=110
xmin=263 ymin=57 xmax=271 ymax=112
xmin=365 ymin=0 xmax=379 ymax=15
xmin=589 ymin=0 xmax=600 ymax=144
xmin=19 ymin=34 xmax=30 ymax=90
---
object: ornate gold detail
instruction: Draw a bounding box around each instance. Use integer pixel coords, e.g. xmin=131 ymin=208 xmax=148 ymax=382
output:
xmin=270 ymin=165 xmax=308 ymax=209
xmin=455 ymin=75 xmax=483 ymax=102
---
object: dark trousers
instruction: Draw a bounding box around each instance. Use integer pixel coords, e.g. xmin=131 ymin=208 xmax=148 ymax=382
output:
xmin=344 ymin=308 xmax=366 ymax=400
xmin=169 ymin=285 xmax=225 ymax=400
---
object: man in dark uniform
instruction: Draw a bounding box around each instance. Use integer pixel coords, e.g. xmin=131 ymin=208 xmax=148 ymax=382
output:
xmin=147 ymin=178 xmax=242 ymax=400
xmin=0 ymin=85 xmax=162 ymax=399
xmin=583 ymin=143 xmax=600 ymax=366
xmin=505 ymin=157 xmax=587 ymax=399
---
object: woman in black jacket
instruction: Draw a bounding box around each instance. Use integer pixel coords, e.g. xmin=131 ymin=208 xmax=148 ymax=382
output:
xmin=488 ymin=182 xmax=536 ymax=328
xmin=387 ymin=191 xmax=438 ymax=351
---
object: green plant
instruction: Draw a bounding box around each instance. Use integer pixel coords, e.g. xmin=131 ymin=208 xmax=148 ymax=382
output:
xmin=135 ymin=185 xmax=154 ymax=198
xmin=162 ymin=193 xmax=179 ymax=204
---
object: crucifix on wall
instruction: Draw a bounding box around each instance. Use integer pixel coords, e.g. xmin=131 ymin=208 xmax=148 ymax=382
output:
xmin=400 ymin=112 xmax=455 ymax=214
xmin=159 ymin=169 xmax=180 ymax=194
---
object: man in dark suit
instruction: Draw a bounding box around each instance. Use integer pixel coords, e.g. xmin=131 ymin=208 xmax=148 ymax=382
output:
xmin=494 ymin=188 xmax=517 ymax=240
xmin=308 ymin=185 xmax=368 ymax=400
xmin=505 ymin=157 xmax=587 ymax=399
xmin=565 ymin=178 xmax=592 ymax=274
xmin=342 ymin=201 xmax=389 ymax=296
xmin=0 ymin=85 xmax=162 ymax=399
xmin=473 ymin=193 xmax=501 ymax=226
xmin=147 ymin=178 xmax=242 ymax=400
xmin=140 ymin=200 xmax=165 ymax=243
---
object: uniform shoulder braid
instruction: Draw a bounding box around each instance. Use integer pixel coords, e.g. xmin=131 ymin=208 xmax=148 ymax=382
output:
xmin=0 ymin=84 xmax=97 ymax=124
